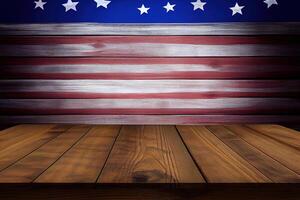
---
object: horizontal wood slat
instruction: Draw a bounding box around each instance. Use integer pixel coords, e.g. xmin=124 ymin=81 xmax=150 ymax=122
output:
xmin=0 ymin=98 xmax=299 ymax=115
xmin=1 ymin=57 xmax=300 ymax=80
xmin=1 ymin=80 xmax=299 ymax=99
xmin=0 ymin=36 xmax=299 ymax=57
xmin=1 ymin=115 xmax=299 ymax=125
xmin=0 ymin=23 xmax=300 ymax=35
xmin=1 ymin=24 xmax=299 ymax=125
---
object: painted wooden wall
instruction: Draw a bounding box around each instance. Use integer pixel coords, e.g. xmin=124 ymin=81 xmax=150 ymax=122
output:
xmin=0 ymin=23 xmax=299 ymax=125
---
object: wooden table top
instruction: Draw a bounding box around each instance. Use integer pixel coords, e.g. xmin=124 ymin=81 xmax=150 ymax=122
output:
xmin=0 ymin=124 xmax=299 ymax=183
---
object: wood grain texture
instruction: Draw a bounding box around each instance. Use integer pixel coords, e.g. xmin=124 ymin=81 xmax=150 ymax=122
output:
xmin=98 ymin=125 xmax=204 ymax=183
xmin=1 ymin=98 xmax=299 ymax=115
xmin=1 ymin=23 xmax=300 ymax=35
xmin=1 ymin=57 xmax=300 ymax=80
xmin=0 ymin=36 xmax=299 ymax=57
xmin=1 ymin=115 xmax=300 ymax=125
xmin=35 ymin=125 xmax=120 ymax=183
xmin=1 ymin=80 xmax=299 ymax=99
xmin=0 ymin=125 xmax=66 ymax=171
xmin=225 ymin=125 xmax=300 ymax=175
xmin=0 ymin=125 xmax=90 ymax=183
xmin=177 ymin=125 xmax=270 ymax=183
xmin=206 ymin=125 xmax=300 ymax=183
xmin=247 ymin=124 xmax=300 ymax=150
xmin=0 ymin=124 xmax=299 ymax=185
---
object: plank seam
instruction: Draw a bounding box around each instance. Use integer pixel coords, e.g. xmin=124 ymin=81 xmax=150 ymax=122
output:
xmin=0 ymin=125 xmax=71 ymax=174
xmin=225 ymin=125 xmax=300 ymax=176
xmin=95 ymin=125 xmax=123 ymax=183
xmin=175 ymin=125 xmax=208 ymax=183
xmin=31 ymin=126 xmax=93 ymax=183
xmin=206 ymin=126 xmax=277 ymax=182
xmin=245 ymin=125 xmax=300 ymax=151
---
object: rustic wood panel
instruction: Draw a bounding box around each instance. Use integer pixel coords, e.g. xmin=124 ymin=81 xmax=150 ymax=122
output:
xmin=0 ymin=36 xmax=299 ymax=57
xmin=0 ymin=125 xmax=90 ymax=183
xmin=1 ymin=23 xmax=300 ymax=35
xmin=177 ymin=125 xmax=270 ymax=183
xmin=1 ymin=80 xmax=299 ymax=99
xmin=247 ymin=125 xmax=300 ymax=150
xmin=98 ymin=126 xmax=204 ymax=183
xmin=0 ymin=124 xmax=299 ymax=186
xmin=1 ymin=57 xmax=300 ymax=80
xmin=206 ymin=125 xmax=300 ymax=183
xmin=0 ymin=125 xmax=67 ymax=171
xmin=0 ymin=98 xmax=299 ymax=115
xmin=226 ymin=125 xmax=300 ymax=175
xmin=35 ymin=125 xmax=120 ymax=183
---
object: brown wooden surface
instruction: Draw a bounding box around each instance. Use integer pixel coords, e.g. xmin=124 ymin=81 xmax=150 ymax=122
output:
xmin=177 ymin=125 xmax=270 ymax=183
xmin=35 ymin=125 xmax=120 ymax=183
xmin=226 ymin=125 xmax=300 ymax=175
xmin=0 ymin=125 xmax=89 ymax=183
xmin=206 ymin=125 xmax=300 ymax=183
xmin=98 ymin=126 xmax=204 ymax=183
xmin=0 ymin=124 xmax=299 ymax=184
xmin=0 ymin=125 xmax=66 ymax=171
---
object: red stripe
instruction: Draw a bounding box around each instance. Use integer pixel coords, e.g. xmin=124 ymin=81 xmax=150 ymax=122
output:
xmin=1 ymin=108 xmax=299 ymax=115
xmin=1 ymin=36 xmax=298 ymax=45
xmin=2 ymin=57 xmax=300 ymax=65
xmin=2 ymin=72 xmax=300 ymax=80
xmin=1 ymin=92 xmax=299 ymax=99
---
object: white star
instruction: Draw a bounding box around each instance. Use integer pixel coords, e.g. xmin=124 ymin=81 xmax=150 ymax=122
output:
xmin=191 ymin=0 xmax=206 ymax=11
xmin=164 ymin=2 xmax=176 ymax=12
xmin=264 ymin=0 xmax=278 ymax=8
xmin=138 ymin=4 xmax=150 ymax=15
xmin=34 ymin=0 xmax=47 ymax=10
xmin=62 ymin=0 xmax=79 ymax=12
xmin=94 ymin=0 xmax=111 ymax=9
xmin=230 ymin=3 xmax=245 ymax=16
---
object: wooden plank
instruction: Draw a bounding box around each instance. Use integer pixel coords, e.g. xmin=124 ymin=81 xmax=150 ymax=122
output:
xmin=98 ymin=125 xmax=204 ymax=183
xmin=206 ymin=125 xmax=300 ymax=183
xmin=0 ymin=36 xmax=299 ymax=57
xmin=0 ymin=125 xmax=67 ymax=171
xmin=0 ymin=124 xmax=44 ymax=137
xmin=35 ymin=125 xmax=120 ymax=183
xmin=177 ymin=125 xmax=270 ymax=183
xmin=1 ymin=115 xmax=300 ymax=125
xmin=226 ymin=125 xmax=300 ymax=175
xmin=247 ymin=125 xmax=300 ymax=150
xmin=1 ymin=23 xmax=300 ymax=35
xmin=0 ymin=98 xmax=299 ymax=115
xmin=0 ymin=125 xmax=90 ymax=183
xmin=1 ymin=57 xmax=300 ymax=80
xmin=1 ymin=80 xmax=299 ymax=99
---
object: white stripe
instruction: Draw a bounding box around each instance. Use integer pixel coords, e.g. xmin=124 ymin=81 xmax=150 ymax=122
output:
xmin=1 ymin=43 xmax=298 ymax=57
xmin=0 ymin=23 xmax=299 ymax=35
xmin=1 ymin=80 xmax=298 ymax=93
xmin=3 ymin=64 xmax=223 ymax=73
xmin=0 ymin=98 xmax=296 ymax=109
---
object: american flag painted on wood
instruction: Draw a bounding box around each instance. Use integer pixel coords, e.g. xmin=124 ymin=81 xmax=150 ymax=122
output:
xmin=0 ymin=0 xmax=300 ymax=124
